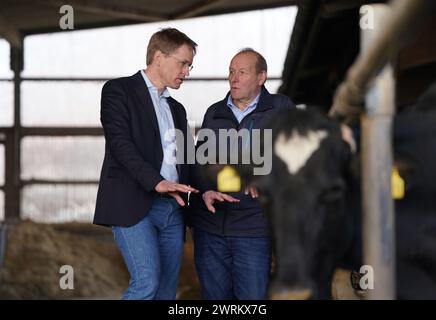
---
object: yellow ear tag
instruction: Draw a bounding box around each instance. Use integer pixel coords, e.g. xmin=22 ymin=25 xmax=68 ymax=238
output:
xmin=217 ymin=166 xmax=241 ymax=192
xmin=391 ymin=166 xmax=405 ymax=200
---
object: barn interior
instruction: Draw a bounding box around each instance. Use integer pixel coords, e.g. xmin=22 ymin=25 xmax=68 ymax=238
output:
xmin=0 ymin=0 xmax=435 ymax=300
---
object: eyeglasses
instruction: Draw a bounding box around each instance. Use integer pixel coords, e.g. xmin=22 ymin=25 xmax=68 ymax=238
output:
xmin=168 ymin=54 xmax=193 ymax=72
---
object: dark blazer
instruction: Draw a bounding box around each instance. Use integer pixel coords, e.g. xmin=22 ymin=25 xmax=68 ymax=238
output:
xmin=189 ymin=87 xmax=294 ymax=237
xmin=94 ymin=71 xmax=192 ymax=227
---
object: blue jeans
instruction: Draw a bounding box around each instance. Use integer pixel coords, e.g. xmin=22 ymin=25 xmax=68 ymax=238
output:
xmin=112 ymin=198 xmax=184 ymax=300
xmin=193 ymin=228 xmax=271 ymax=300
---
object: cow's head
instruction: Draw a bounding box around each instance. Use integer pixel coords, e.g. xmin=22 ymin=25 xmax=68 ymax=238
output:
xmin=207 ymin=108 xmax=355 ymax=299
xmin=263 ymin=109 xmax=355 ymax=299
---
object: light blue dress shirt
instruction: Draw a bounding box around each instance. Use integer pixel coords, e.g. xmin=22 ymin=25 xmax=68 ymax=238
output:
xmin=141 ymin=70 xmax=179 ymax=183
xmin=226 ymin=93 xmax=260 ymax=123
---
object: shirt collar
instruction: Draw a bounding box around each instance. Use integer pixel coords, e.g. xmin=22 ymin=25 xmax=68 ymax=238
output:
xmin=227 ymin=93 xmax=260 ymax=111
xmin=141 ymin=69 xmax=170 ymax=98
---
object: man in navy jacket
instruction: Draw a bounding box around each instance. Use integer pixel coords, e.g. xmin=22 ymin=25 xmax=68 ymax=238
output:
xmin=190 ymin=48 xmax=295 ymax=299
xmin=94 ymin=28 xmax=198 ymax=300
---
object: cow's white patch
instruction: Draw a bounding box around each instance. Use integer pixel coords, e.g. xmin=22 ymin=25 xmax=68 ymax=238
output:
xmin=274 ymin=130 xmax=328 ymax=174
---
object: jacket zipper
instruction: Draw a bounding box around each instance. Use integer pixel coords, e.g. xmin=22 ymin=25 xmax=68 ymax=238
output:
xmin=221 ymin=116 xmax=256 ymax=235
xmin=222 ymin=207 xmax=227 ymax=235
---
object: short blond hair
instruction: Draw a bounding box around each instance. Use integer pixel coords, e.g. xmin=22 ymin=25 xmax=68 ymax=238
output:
xmin=146 ymin=28 xmax=197 ymax=65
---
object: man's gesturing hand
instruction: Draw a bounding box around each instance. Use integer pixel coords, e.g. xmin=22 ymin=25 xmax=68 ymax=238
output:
xmin=202 ymin=190 xmax=240 ymax=214
xmin=155 ymin=180 xmax=199 ymax=206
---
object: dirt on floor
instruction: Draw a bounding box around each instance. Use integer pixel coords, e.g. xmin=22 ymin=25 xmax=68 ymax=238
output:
xmin=0 ymin=221 xmax=361 ymax=300
xmin=0 ymin=221 xmax=200 ymax=299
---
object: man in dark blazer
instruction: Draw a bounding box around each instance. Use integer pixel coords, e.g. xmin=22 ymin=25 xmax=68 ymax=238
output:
xmin=94 ymin=28 xmax=198 ymax=300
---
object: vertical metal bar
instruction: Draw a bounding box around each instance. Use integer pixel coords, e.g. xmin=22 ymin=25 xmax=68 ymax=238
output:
xmin=4 ymin=129 xmax=17 ymax=221
xmin=361 ymin=4 xmax=396 ymax=300
xmin=5 ymin=41 xmax=23 ymax=222
xmin=0 ymin=224 xmax=8 ymax=268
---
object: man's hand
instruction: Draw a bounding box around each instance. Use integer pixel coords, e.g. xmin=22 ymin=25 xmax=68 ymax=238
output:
xmin=155 ymin=180 xmax=199 ymax=206
xmin=202 ymin=190 xmax=240 ymax=213
xmin=244 ymin=186 xmax=258 ymax=198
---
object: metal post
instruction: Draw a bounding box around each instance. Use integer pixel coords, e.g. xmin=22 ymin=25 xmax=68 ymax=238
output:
xmin=0 ymin=223 xmax=10 ymax=268
xmin=5 ymin=40 xmax=23 ymax=222
xmin=361 ymin=5 xmax=396 ymax=300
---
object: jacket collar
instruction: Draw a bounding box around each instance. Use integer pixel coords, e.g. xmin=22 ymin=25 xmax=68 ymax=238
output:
xmin=131 ymin=71 xmax=160 ymax=133
xmin=131 ymin=71 xmax=183 ymax=132
xmin=213 ymin=86 xmax=274 ymax=120
xmin=141 ymin=69 xmax=171 ymax=98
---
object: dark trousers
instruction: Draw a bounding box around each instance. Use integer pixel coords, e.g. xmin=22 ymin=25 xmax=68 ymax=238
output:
xmin=193 ymin=228 xmax=271 ymax=300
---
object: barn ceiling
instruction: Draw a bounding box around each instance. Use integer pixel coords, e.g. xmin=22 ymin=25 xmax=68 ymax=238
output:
xmin=0 ymin=0 xmax=297 ymax=46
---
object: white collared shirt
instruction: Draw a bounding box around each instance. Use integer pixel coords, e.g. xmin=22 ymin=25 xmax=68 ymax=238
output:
xmin=141 ymin=70 xmax=178 ymax=183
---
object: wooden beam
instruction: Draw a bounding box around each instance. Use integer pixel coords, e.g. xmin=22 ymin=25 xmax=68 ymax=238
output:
xmin=21 ymin=179 xmax=99 ymax=185
xmin=173 ymin=0 xmax=298 ymax=20
xmin=19 ymin=76 xmax=277 ymax=82
xmin=174 ymin=0 xmax=230 ymax=19
xmin=4 ymin=44 xmax=23 ymax=222
xmin=4 ymin=125 xmax=20 ymax=221
xmin=21 ymin=127 xmax=103 ymax=137
xmin=0 ymin=12 xmax=22 ymax=48
xmin=322 ymin=0 xmax=383 ymax=16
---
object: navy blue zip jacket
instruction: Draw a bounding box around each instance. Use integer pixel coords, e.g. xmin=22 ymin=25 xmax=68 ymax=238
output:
xmin=189 ymin=86 xmax=294 ymax=237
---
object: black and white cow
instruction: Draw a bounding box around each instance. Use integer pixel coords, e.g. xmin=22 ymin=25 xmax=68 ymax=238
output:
xmin=215 ymin=84 xmax=436 ymax=299
xmin=256 ymin=107 xmax=354 ymax=299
